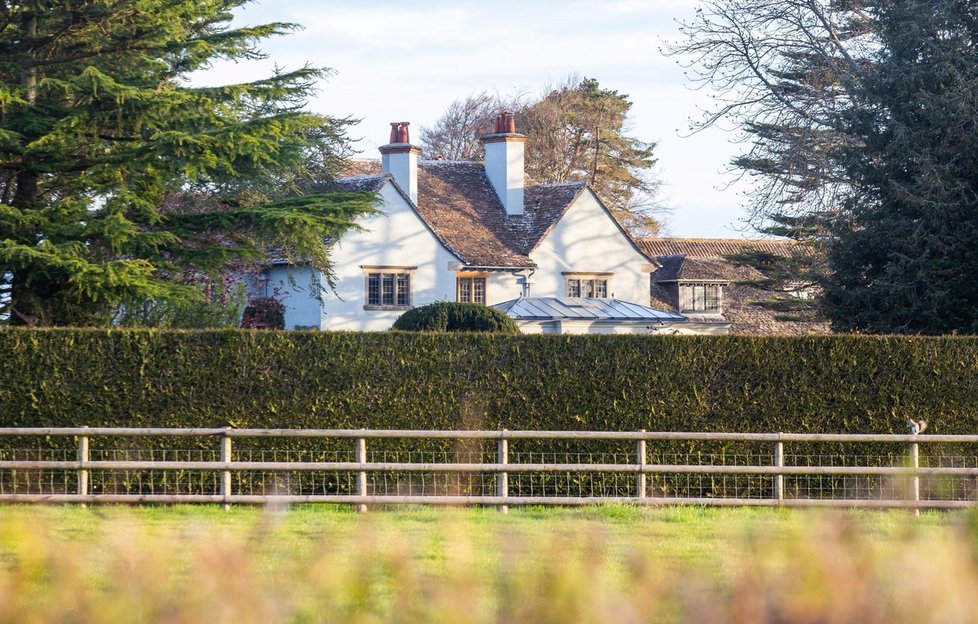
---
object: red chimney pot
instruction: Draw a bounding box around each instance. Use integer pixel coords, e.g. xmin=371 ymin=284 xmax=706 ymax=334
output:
xmin=397 ymin=122 xmax=410 ymax=144
xmin=504 ymin=112 xmax=516 ymax=134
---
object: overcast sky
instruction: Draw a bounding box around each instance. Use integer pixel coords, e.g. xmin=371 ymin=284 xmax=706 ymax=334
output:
xmin=198 ymin=0 xmax=757 ymax=238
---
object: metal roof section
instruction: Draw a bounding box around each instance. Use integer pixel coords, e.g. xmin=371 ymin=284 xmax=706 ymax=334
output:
xmin=493 ymin=297 xmax=686 ymax=321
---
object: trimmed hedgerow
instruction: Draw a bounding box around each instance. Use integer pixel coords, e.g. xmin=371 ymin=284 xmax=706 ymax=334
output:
xmin=1 ymin=329 xmax=976 ymax=434
xmin=3 ymin=329 xmax=977 ymax=498
xmin=392 ymin=302 xmax=519 ymax=334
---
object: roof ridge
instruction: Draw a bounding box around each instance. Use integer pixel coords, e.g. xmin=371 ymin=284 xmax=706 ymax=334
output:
xmin=641 ymin=236 xmax=791 ymax=243
xmin=528 ymin=180 xmax=587 ymax=189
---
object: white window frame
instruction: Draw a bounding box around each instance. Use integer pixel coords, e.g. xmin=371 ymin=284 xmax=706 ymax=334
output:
xmin=679 ymin=282 xmax=722 ymax=313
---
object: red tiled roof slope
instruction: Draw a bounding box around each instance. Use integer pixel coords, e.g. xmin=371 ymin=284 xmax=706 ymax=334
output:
xmin=337 ymin=159 xmax=587 ymax=268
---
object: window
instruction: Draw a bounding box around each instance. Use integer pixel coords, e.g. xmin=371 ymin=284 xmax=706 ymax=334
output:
xmin=363 ymin=266 xmax=415 ymax=310
xmin=457 ymin=274 xmax=488 ymax=304
xmin=679 ymin=283 xmax=722 ymax=313
xmin=564 ymin=273 xmax=612 ymax=298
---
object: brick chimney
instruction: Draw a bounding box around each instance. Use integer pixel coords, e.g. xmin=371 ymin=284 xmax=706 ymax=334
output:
xmin=380 ymin=121 xmax=420 ymax=204
xmin=480 ymin=112 xmax=526 ymax=216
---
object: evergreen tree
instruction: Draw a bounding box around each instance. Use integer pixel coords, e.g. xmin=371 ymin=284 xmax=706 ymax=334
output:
xmin=520 ymin=78 xmax=660 ymax=236
xmin=825 ymin=0 xmax=978 ymax=333
xmin=0 ymin=1 xmax=373 ymax=326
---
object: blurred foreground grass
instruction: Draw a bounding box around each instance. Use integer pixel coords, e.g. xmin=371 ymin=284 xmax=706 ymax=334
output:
xmin=0 ymin=504 xmax=974 ymax=623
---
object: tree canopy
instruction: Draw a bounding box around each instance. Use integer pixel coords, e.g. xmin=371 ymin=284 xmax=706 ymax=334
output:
xmin=0 ymin=1 xmax=374 ymax=326
xmin=421 ymin=78 xmax=662 ymax=236
xmin=671 ymin=0 xmax=978 ymax=334
xmin=824 ymin=0 xmax=978 ymax=333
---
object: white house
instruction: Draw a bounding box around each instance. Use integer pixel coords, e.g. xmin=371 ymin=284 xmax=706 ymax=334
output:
xmin=256 ymin=114 xmax=701 ymax=334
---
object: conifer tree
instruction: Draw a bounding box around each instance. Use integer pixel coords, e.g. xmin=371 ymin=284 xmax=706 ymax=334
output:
xmin=825 ymin=0 xmax=978 ymax=333
xmin=0 ymin=1 xmax=373 ymax=326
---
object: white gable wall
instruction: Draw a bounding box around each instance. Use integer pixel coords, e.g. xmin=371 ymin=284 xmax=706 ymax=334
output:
xmin=267 ymin=182 xmax=461 ymax=331
xmin=262 ymin=185 xmax=654 ymax=330
xmin=529 ymin=190 xmax=651 ymax=303
xmin=483 ymin=271 xmax=526 ymax=304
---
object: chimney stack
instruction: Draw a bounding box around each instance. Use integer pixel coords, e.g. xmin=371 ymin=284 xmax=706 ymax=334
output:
xmin=380 ymin=121 xmax=420 ymax=204
xmin=481 ymin=112 xmax=526 ymax=216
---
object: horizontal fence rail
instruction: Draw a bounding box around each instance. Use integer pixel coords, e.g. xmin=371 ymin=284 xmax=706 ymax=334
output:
xmin=0 ymin=428 xmax=975 ymax=510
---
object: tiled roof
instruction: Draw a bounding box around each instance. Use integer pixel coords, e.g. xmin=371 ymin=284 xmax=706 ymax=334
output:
xmin=337 ymin=159 xmax=589 ymax=268
xmin=644 ymin=237 xmax=830 ymax=336
xmin=722 ymin=284 xmax=829 ymax=336
xmin=638 ymin=237 xmax=797 ymax=258
xmin=651 ymin=254 xmax=764 ymax=282
xmin=332 ymin=174 xmax=387 ymax=193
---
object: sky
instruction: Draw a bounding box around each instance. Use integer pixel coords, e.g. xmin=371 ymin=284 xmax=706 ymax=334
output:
xmin=196 ymin=0 xmax=757 ymax=238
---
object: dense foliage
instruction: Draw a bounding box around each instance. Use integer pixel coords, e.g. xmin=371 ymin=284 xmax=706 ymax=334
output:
xmin=0 ymin=2 xmax=374 ymax=327
xmin=392 ymin=302 xmax=518 ymax=334
xmin=240 ymin=297 xmax=286 ymax=330
xmin=825 ymin=1 xmax=978 ymax=333
xmin=2 ymin=329 xmax=976 ymax=434
xmin=670 ymin=0 xmax=978 ymax=334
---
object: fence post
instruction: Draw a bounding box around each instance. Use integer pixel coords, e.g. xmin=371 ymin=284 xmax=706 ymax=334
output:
xmin=220 ymin=429 xmax=232 ymax=511
xmin=497 ymin=430 xmax=509 ymax=514
xmin=77 ymin=427 xmax=89 ymax=505
xmin=355 ymin=433 xmax=367 ymax=513
xmin=910 ymin=440 xmax=920 ymax=516
xmin=637 ymin=429 xmax=647 ymax=501
xmin=774 ymin=436 xmax=784 ymax=504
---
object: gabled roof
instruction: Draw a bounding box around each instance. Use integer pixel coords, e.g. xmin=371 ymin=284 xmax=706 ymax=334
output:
xmin=338 ymin=159 xmax=637 ymax=268
xmin=493 ymin=297 xmax=685 ymax=322
xmin=415 ymin=161 xmax=580 ymax=267
xmin=327 ymin=171 xmax=463 ymax=263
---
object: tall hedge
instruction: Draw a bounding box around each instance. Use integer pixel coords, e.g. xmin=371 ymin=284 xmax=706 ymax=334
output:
xmin=1 ymin=329 xmax=977 ymax=434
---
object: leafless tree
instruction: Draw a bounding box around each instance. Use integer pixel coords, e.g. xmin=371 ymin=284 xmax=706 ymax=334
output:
xmin=665 ymin=0 xmax=876 ymax=233
xmin=420 ymin=91 xmax=525 ymax=160
xmin=422 ymin=79 xmax=664 ymax=236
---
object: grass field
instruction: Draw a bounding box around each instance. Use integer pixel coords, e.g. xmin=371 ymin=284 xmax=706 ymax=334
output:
xmin=0 ymin=504 xmax=975 ymax=623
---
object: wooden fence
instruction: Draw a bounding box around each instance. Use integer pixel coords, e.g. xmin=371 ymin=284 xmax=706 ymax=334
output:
xmin=0 ymin=428 xmax=976 ymax=509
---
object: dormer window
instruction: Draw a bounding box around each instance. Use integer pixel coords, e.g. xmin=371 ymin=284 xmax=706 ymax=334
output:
xmin=564 ymin=272 xmax=612 ymax=298
xmin=679 ymin=283 xmax=722 ymax=313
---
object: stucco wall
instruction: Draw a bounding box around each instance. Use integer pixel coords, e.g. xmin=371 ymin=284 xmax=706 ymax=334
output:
xmin=269 ymin=183 xmax=461 ymax=330
xmin=484 ymin=271 xmax=525 ymax=305
xmin=529 ymin=190 xmax=652 ymax=304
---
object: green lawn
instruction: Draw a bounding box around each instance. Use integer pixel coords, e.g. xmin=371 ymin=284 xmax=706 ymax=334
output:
xmin=0 ymin=505 xmax=971 ymax=623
